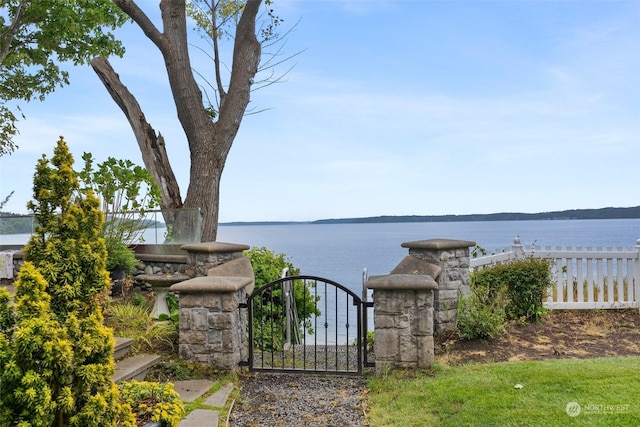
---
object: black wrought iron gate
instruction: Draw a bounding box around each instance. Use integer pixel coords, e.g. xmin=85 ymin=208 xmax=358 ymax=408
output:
xmin=240 ymin=275 xmax=373 ymax=374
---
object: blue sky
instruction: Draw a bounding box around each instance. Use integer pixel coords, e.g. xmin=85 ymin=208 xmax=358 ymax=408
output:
xmin=1 ymin=0 xmax=639 ymax=222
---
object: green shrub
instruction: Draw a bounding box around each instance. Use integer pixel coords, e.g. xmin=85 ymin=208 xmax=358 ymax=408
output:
xmin=77 ymin=153 xmax=161 ymax=245
xmin=457 ymin=284 xmax=508 ymax=340
xmin=0 ymin=138 xmax=135 ymax=426
xmin=472 ymin=257 xmax=552 ymax=322
xmin=105 ymin=302 xmax=177 ymax=354
xmin=244 ymin=247 xmax=321 ymax=351
xmin=119 ymin=380 xmax=184 ymax=427
xmin=104 ymin=236 xmax=138 ymax=273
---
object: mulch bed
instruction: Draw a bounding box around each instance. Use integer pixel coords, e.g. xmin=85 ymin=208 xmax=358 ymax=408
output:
xmin=435 ymin=309 xmax=640 ymax=365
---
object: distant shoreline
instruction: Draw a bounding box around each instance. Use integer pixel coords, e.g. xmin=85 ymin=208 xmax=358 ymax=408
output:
xmin=3 ymin=206 xmax=639 ymax=230
xmin=221 ymin=206 xmax=640 ymax=226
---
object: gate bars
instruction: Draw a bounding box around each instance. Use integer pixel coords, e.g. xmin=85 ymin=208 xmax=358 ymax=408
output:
xmin=240 ymin=275 xmax=373 ymax=374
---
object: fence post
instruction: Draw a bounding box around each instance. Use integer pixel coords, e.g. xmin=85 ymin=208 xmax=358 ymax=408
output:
xmin=512 ymin=236 xmax=524 ymax=258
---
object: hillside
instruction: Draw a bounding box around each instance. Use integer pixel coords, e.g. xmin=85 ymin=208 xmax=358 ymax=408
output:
xmin=4 ymin=206 xmax=640 ymax=231
xmin=311 ymin=206 xmax=640 ymax=225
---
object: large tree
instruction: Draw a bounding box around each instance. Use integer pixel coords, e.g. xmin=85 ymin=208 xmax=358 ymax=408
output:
xmin=0 ymin=0 xmax=128 ymax=156
xmin=92 ymin=0 xmax=268 ymax=242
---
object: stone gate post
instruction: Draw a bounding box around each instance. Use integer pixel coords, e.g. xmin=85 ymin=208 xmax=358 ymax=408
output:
xmin=367 ymin=274 xmax=438 ymax=375
xmin=170 ymin=242 xmax=254 ymax=371
xmin=400 ymin=239 xmax=476 ymax=333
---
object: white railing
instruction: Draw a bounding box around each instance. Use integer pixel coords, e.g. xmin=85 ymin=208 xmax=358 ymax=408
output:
xmin=470 ymin=238 xmax=640 ymax=311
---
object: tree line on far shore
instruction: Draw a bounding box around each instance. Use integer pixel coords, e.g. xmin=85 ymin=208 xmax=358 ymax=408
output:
xmin=3 ymin=205 xmax=639 ymax=235
xmin=311 ymin=206 xmax=640 ymax=225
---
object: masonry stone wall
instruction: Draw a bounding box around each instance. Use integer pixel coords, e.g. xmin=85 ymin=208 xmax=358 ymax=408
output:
xmin=400 ymin=239 xmax=475 ymax=333
xmin=170 ymin=242 xmax=254 ymax=371
xmin=367 ymin=274 xmax=437 ymax=375
xmin=1 ymin=250 xmax=189 ymax=287
xmin=173 ymin=277 xmax=249 ymax=370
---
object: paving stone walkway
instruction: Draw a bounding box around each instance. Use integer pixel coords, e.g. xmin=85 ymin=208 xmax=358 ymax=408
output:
xmin=173 ymin=381 xmax=235 ymax=427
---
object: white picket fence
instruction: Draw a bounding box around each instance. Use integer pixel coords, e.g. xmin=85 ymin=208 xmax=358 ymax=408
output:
xmin=469 ymin=238 xmax=640 ymax=311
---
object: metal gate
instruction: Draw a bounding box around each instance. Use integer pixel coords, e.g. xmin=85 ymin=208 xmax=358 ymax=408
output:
xmin=240 ymin=275 xmax=373 ymax=374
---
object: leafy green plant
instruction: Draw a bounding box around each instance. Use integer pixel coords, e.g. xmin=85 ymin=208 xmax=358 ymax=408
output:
xmin=105 ymin=236 xmax=139 ymax=273
xmin=105 ymin=302 xmax=177 ymax=354
xmin=119 ymin=381 xmax=184 ymax=427
xmin=457 ymin=284 xmax=508 ymax=340
xmin=77 ymin=152 xmax=161 ymax=245
xmin=471 ymin=244 xmax=488 ymax=258
xmin=131 ymin=293 xmax=147 ymax=306
xmin=245 ymin=247 xmax=321 ymax=351
xmin=473 ymin=256 xmax=552 ymax=322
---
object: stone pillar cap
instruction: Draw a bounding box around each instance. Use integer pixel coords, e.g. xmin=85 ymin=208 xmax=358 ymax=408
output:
xmin=180 ymin=241 xmax=250 ymax=253
xmin=367 ymin=274 xmax=438 ymax=290
xmin=170 ymin=276 xmax=252 ymax=293
xmin=207 ymin=256 xmax=255 ymax=296
xmin=401 ymin=238 xmax=476 ymax=250
xmin=390 ymin=256 xmax=442 ymax=279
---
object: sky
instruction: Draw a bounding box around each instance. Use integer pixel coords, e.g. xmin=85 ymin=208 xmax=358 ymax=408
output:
xmin=1 ymin=0 xmax=639 ymax=222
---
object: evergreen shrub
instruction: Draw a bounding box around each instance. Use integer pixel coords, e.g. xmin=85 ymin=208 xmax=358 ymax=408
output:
xmin=472 ymin=256 xmax=552 ymax=322
xmin=0 ymin=138 xmax=136 ymax=426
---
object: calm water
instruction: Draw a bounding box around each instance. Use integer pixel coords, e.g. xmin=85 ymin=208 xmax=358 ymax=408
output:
xmin=3 ymin=218 xmax=639 ymax=344
xmin=217 ymin=219 xmax=640 ymax=344
xmin=4 ymin=218 xmax=638 ymax=293
xmin=218 ymin=219 xmax=640 ymax=294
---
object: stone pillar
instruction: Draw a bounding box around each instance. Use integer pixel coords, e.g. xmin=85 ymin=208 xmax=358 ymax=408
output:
xmin=180 ymin=241 xmax=249 ymax=277
xmin=367 ymin=274 xmax=438 ymax=375
xmin=171 ymin=242 xmax=254 ymax=371
xmin=400 ymin=239 xmax=476 ymax=333
xmin=171 ymin=276 xmax=251 ymax=370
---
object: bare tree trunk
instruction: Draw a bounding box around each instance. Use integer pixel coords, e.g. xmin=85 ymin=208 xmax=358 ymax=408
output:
xmin=91 ymin=56 xmax=194 ymax=241
xmin=107 ymin=0 xmax=263 ymax=242
xmin=90 ymin=56 xmax=183 ymax=211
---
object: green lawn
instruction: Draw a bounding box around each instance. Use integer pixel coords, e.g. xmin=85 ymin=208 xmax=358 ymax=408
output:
xmin=367 ymin=356 xmax=640 ymax=426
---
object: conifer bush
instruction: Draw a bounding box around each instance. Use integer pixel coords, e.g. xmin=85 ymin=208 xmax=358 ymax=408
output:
xmin=0 ymin=138 xmax=135 ymax=427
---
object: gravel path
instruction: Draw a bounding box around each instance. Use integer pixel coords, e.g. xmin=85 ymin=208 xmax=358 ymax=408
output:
xmin=229 ymin=373 xmax=369 ymax=426
xmin=252 ymin=345 xmax=361 ymax=373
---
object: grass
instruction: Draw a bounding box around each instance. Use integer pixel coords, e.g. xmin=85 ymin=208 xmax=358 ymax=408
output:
xmin=367 ymin=356 xmax=640 ymax=426
xmin=551 ymin=278 xmax=632 ymax=303
xmin=104 ymin=299 xmax=177 ymax=354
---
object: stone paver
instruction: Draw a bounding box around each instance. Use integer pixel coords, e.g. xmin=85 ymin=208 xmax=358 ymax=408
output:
xmin=204 ymin=382 xmax=234 ymax=408
xmin=179 ymin=409 xmax=218 ymax=427
xmin=172 ymin=379 xmax=215 ymax=403
xmin=173 ymin=380 xmax=234 ymax=427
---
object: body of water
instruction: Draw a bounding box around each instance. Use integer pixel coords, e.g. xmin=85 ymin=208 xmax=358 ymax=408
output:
xmin=217 ymin=218 xmax=639 ymax=344
xmin=3 ymin=218 xmax=639 ymax=344
xmin=218 ymin=219 xmax=640 ymax=295
xmin=4 ymin=218 xmax=639 ymax=294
